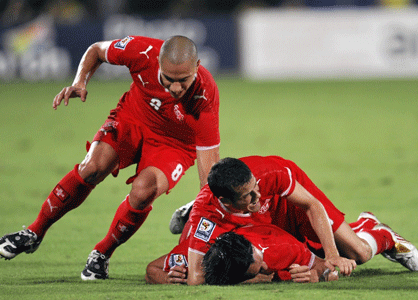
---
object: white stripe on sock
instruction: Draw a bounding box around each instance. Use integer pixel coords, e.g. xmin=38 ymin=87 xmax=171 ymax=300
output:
xmin=356 ymin=231 xmax=377 ymax=258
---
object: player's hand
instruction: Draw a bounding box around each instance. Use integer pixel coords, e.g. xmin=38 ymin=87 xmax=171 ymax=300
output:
xmin=243 ymin=272 xmax=274 ymax=284
xmin=319 ymin=268 xmax=339 ymax=282
xmin=52 ymin=86 xmax=88 ymax=110
xmin=289 ymin=264 xmax=318 ymax=283
xmin=325 ymin=256 xmax=356 ymax=276
xmin=166 ymin=265 xmax=188 ymax=284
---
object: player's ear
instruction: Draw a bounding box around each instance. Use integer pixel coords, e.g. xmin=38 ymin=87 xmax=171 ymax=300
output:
xmin=219 ymin=196 xmax=233 ymax=206
xmin=196 ymin=59 xmax=200 ymax=68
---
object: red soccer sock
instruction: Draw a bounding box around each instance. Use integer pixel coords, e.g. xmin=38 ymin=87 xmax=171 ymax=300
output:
xmin=356 ymin=227 xmax=395 ymax=256
xmin=28 ymin=164 xmax=95 ymax=239
xmin=350 ymin=217 xmax=378 ymax=233
xmin=94 ymin=196 xmax=152 ymax=257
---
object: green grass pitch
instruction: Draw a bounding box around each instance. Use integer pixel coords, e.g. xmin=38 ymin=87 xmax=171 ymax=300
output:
xmin=0 ymin=78 xmax=417 ymax=299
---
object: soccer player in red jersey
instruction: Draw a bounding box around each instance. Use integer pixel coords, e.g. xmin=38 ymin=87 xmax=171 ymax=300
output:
xmin=145 ymin=223 xmax=337 ymax=285
xmin=0 ymin=36 xmax=220 ymax=280
xmin=184 ymin=156 xmax=418 ymax=285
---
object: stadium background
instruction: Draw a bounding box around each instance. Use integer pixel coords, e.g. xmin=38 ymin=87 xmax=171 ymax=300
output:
xmin=1 ymin=1 xmax=418 ymax=299
xmin=2 ymin=0 xmax=418 ymax=81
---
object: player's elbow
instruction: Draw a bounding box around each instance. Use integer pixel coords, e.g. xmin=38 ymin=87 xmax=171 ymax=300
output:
xmin=144 ymin=264 xmax=155 ymax=284
xmin=144 ymin=263 xmax=161 ymax=284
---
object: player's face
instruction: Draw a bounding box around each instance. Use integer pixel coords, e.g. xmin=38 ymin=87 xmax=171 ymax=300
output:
xmin=159 ymin=58 xmax=200 ymax=99
xmin=232 ymin=175 xmax=261 ymax=213
xmin=245 ymin=245 xmax=269 ymax=278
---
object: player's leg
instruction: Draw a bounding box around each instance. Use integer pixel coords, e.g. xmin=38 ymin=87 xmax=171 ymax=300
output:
xmin=81 ymin=144 xmax=196 ymax=280
xmin=348 ymin=212 xmax=418 ymax=271
xmin=0 ymin=141 xmax=118 ymax=260
xmin=335 ymin=215 xmax=418 ymax=271
xmin=333 ymin=221 xmax=375 ymax=263
xmin=94 ymin=166 xmax=169 ymax=256
xmin=81 ymin=166 xmax=168 ymax=280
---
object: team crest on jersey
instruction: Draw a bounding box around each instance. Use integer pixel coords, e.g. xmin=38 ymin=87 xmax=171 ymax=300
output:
xmin=174 ymin=104 xmax=184 ymax=121
xmin=168 ymin=254 xmax=188 ymax=268
xmin=114 ymin=36 xmax=133 ymax=50
xmin=194 ymin=218 xmax=216 ymax=242
xmin=258 ymin=198 xmax=271 ymax=214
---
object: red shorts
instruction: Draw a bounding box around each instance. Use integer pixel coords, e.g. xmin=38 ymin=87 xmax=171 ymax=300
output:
xmin=91 ymin=111 xmax=196 ymax=192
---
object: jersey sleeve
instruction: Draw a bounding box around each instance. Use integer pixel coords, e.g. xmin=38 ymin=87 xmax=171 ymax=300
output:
xmin=194 ymin=73 xmax=220 ymax=149
xmin=243 ymin=156 xmax=296 ymax=197
xmin=187 ymin=186 xmax=237 ymax=254
xmin=194 ymin=111 xmax=220 ymax=150
xmin=277 ymin=166 xmax=296 ymax=197
xmin=163 ymin=239 xmax=190 ymax=272
xmin=106 ymin=36 xmax=162 ymax=70
xmin=188 ymin=216 xmax=226 ymax=255
xmin=263 ymin=162 xmax=296 ymax=197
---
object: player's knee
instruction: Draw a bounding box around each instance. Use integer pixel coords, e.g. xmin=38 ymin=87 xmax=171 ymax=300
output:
xmin=78 ymin=159 xmax=111 ymax=184
xmin=346 ymin=246 xmax=372 ymax=264
xmin=129 ymin=180 xmax=158 ymax=210
xmin=357 ymin=247 xmax=373 ymax=264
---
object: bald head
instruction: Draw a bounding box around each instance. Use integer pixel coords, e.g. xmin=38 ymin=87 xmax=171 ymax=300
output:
xmin=159 ymin=36 xmax=198 ymax=65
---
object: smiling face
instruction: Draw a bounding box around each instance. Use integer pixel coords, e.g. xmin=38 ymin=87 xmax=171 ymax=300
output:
xmin=226 ymin=175 xmax=261 ymax=213
xmin=159 ymin=57 xmax=200 ymax=99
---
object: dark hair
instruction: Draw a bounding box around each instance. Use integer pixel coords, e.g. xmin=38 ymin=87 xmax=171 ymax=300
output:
xmin=207 ymin=157 xmax=252 ymax=202
xmin=203 ymin=232 xmax=254 ymax=285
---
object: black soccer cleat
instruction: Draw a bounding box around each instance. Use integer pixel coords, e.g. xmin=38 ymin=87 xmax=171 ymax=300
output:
xmin=81 ymin=250 xmax=110 ymax=280
xmin=0 ymin=227 xmax=41 ymax=260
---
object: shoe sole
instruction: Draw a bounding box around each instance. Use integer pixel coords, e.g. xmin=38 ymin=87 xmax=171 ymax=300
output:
xmin=81 ymin=270 xmax=108 ymax=281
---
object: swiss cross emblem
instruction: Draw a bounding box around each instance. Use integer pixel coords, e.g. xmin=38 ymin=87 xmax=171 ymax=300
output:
xmin=53 ymin=185 xmax=69 ymax=202
xmin=118 ymin=224 xmax=128 ymax=232
xmin=116 ymin=221 xmax=130 ymax=233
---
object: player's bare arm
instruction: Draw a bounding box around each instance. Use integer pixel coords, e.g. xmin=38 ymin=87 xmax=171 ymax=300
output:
xmin=145 ymin=254 xmax=188 ymax=284
xmin=290 ymin=259 xmax=339 ymax=283
xmin=242 ymin=273 xmax=274 ymax=284
xmin=286 ymin=181 xmax=356 ymax=276
xmin=196 ymin=146 xmax=220 ymax=189
xmin=187 ymin=250 xmax=206 ymax=285
xmin=52 ymin=41 xmax=111 ymax=110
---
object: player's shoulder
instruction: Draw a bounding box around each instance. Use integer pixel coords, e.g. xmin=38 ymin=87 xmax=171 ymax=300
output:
xmin=240 ymin=155 xmax=287 ymax=169
xmin=189 ymin=188 xmax=217 ymax=218
xmin=187 ymin=66 xmax=219 ymax=108
xmin=240 ymin=155 xmax=292 ymax=181
xmin=196 ymin=65 xmax=217 ymax=88
xmin=193 ymin=186 xmax=214 ymax=210
xmin=111 ymin=36 xmax=163 ymax=53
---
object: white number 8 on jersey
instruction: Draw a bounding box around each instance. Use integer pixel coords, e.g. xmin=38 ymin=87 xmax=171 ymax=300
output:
xmin=171 ymin=163 xmax=183 ymax=182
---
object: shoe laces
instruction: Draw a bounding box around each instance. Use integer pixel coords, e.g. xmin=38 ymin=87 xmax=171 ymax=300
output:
xmin=88 ymin=251 xmax=108 ymax=264
xmin=87 ymin=251 xmax=109 ymax=275
xmin=17 ymin=226 xmax=37 ymax=245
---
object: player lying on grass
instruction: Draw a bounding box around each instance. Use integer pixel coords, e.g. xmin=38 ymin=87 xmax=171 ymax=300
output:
xmin=145 ymin=222 xmax=339 ymax=284
xmin=169 ymin=156 xmax=418 ymax=285
xmin=203 ymin=229 xmax=339 ymax=285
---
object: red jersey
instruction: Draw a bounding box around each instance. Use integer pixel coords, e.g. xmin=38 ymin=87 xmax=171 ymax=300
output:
xmin=105 ymin=36 xmax=220 ymax=151
xmin=234 ymin=224 xmax=314 ymax=277
xmin=164 ymin=223 xmax=314 ymax=281
xmin=188 ymin=155 xmax=345 ymax=255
